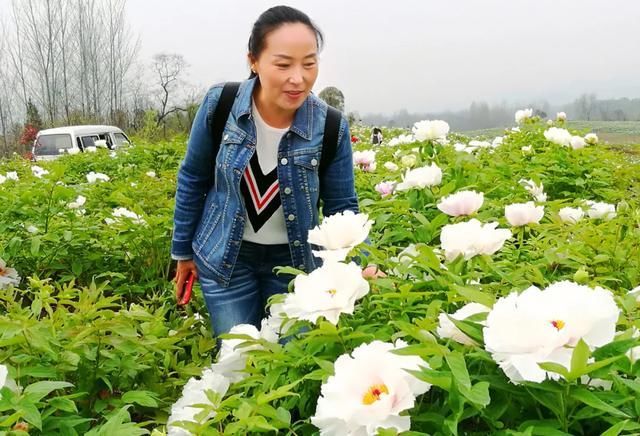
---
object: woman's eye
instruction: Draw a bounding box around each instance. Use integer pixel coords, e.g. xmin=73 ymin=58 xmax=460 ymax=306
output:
xmin=276 ymin=64 xmax=290 ymax=69
xmin=304 ymin=63 xmax=316 ymax=68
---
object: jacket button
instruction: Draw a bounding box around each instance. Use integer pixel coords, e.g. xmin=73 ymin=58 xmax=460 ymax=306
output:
xmin=280 ymin=157 xmax=288 ymax=165
xmin=311 ymin=158 xmax=318 ymax=166
xmin=288 ymin=214 xmax=295 ymax=221
xmin=293 ymin=240 xmax=301 ymax=246
xmin=286 ymin=132 xmax=291 ymax=139
xmin=298 ymin=264 xmax=305 ymax=270
xmin=284 ymin=187 xmax=292 ymax=194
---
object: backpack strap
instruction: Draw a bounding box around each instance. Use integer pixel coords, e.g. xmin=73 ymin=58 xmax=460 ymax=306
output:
xmin=208 ymin=82 xmax=241 ymax=182
xmin=319 ymin=106 xmax=341 ymax=179
xmin=317 ymin=106 xmax=342 ymax=209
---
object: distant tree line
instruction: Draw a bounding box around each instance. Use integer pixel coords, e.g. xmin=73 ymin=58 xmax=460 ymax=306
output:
xmin=361 ymin=94 xmax=640 ymax=131
xmin=0 ymin=0 xmax=203 ymax=157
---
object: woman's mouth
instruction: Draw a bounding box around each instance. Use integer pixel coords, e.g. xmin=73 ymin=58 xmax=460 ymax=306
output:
xmin=285 ymin=90 xmax=304 ymax=100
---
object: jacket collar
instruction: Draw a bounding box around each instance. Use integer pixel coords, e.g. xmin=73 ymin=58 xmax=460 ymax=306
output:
xmin=233 ymin=76 xmax=313 ymax=141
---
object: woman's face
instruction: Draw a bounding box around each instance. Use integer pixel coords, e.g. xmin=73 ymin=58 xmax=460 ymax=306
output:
xmin=250 ymin=23 xmax=319 ymax=115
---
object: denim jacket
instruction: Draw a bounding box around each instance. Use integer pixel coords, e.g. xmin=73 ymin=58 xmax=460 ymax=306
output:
xmin=171 ymin=77 xmax=360 ymax=287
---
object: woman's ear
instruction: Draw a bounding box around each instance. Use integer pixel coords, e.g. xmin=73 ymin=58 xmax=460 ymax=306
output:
xmin=247 ymin=54 xmax=256 ymax=74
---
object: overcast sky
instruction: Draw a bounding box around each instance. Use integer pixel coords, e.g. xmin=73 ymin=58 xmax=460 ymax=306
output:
xmin=3 ymin=0 xmax=640 ymax=114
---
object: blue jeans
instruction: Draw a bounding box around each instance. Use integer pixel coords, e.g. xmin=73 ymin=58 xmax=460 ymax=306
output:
xmin=195 ymin=240 xmax=294 ymax=338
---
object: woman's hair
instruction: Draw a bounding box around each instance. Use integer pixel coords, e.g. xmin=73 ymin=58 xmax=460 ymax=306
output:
xmin=248 ymin=5 xmax=324 ymax=79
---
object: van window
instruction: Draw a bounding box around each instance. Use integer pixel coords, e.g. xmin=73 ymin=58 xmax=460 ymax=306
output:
xmin=35 ymin=134 xmax=73 ymax=155
xmin=113 ymin=133 xmax=131 ymax=146
xmin=81 ymin=135 xmax=98 ymax=148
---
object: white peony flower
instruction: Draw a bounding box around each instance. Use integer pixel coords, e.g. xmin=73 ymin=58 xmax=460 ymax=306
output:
xmin=505 ymin=202 xmax=544 ymax=226
xmin=469 ymin=140 xmax=492 ymax=150
xmin=491 ymin=136 xmax=504 ymax=148
xmin=26 ymin=225 xmax=38 ymax=234
xmin=395 ymin=163 xmax=442 ymax=191
xmin=570 ymin=136 xmax=586 ymax=150
xmin=584 ymin=201 xmax=616 ymax=220
xmin=544 ymin=127 xmax=572 ymax=147
xmin=0 ymin=174 xmax=5 ymax=184
xmin=556 ymin=112 xmax=567 ymax=122
xmin=211 ymin=322 xmax=277 ymax=383
xmin=627 ymin=327 xmax=640 ymax=363
xmin=375 ymin=181 xmax=395 ymax=198
xmin=515 ymin=108 xmax=533 ymax=124
xmin=521 ymin=145 xmax=533 ymax=153
xmin=383 ymin=161 xmax=399 ymax=172
xmin=0 ymin=364 xmax=7 ymax=389
xmin=519 ymin=179 xmax=547 ymax=202
xmin=68 ymin=195 xmax=87 ymax=210
xmin=308 ymin=210 xmax=372 ymax=263
xmin=584 ymin=133 xmax=598 ymax=145
xmin=440 ymin=219 xmax=511 ymax=261
xmin=484 ymin=281 xmax=619 ymax=384
xmin=283 ymin=261 xmax=369 ymax=325
xmin=5 ymin=172 xmax=18 ymax=181
xmin=167 ymin=369 xmax=230 ymax=436
xmin=437 ymin=190 xmax=484 ymax=217
xmin=86 ymin=172 xmax=110 ymax=183
xmin=412 ymin=120 xmax=449 ymax=141
xmin=558 ymin=207 xmax=584 ymax=224
xmin=0 ymin=258 xmax=21 ymax=290
xmin=437 ymin=302 xmax=491 ymax=345
xmin=112 ymin=207 xmax=146 ymax=225
xmin=145 ymin=170 xmax=157 ymax=178
xmin=67 ymin=147 xmax=80 ymax=155
xmin=94 ymin=139 xmax=108 ymax=148
xmin=353 ymin=150 xmax=377 ymax=172
xmin=388 ymin=134 xmax=416 ymax=147
xmin=311 ymin=340 xmax=431 ymax=436
xmin=85 ymin=146 xmax=97 ymax=153
xmin=400 ymin=154 xmax=417 ymax=168
xmin=31 ymin=165 xmax=49 ymax=178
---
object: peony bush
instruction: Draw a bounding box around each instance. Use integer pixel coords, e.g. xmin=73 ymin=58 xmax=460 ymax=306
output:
xmin=1 ymin=116 xmax=640 ymax=435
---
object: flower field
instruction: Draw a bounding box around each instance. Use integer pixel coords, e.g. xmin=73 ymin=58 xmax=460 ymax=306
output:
xmin=1 ymin=112 xmax=640 ymax=435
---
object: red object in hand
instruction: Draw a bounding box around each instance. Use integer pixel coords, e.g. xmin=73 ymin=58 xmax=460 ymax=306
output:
xmin=177 ymin=272 xmax=195 ymax=306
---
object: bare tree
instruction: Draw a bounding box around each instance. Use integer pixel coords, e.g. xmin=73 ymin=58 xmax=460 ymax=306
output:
xmin=152 ymin=53 xmax=187 ymax=127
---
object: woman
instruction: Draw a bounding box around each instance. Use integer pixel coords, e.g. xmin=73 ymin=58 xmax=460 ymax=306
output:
xmin=171 ymin=6 xmax=377 ymax=338
xmin=371 ymin=127 xmax=383 ymax=145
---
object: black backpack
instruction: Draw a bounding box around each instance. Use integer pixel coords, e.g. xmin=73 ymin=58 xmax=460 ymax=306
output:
xmin=207 ymin=82 xmax=341 ymax=190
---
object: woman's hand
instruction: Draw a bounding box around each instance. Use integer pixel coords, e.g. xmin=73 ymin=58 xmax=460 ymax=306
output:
xmin=174 ymin=259 xmax=199 ymax=302
xmin=362 ymin=264 xmax=386 ymax=279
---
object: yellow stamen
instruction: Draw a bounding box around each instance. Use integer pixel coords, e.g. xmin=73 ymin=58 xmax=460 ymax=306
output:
xmin=551 ymin=320 xmax=565 ymax=331
xmin=326 ymin=289 xmax=337 ymax=296
xmin=362 ymin=384 xmax=389 ymax=405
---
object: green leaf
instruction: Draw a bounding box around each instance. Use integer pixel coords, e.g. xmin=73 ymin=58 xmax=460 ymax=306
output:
xmin=570 ymin=387 xmax=630 ymax=418
xmin=445 ymin=351 xmax=471 ymax=390
xmin=568 ymin=339 xmax=590 ymax=380
xmin=30 ymin=236 xmax=41 ymax=256
xmin=447 ymin=316 xmax=484 ymax=346
xmin=17 ymin=400 xmax=41 ymax=430
xmin=601 ymin=420 xmax=629 ymax=436
xmin=121 ymin=390 xmax=159 ymax=408
xmin=49 ymin=397 xmax=79 ymax=413
xmin=24 ymin=381 xmax=73 ymax=402
xmin=592 ymin=338 xmax=638 ymax=360
xmin=538 ymin=362 xmax=570 ymax=379
xmin=451 ymin=284 xmax=494 ymax=308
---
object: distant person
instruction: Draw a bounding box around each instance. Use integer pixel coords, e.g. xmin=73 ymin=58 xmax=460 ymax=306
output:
xmin=371 ymin=127 xmax=383 ymax=145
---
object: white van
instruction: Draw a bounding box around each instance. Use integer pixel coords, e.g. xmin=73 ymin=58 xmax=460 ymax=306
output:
xmin=32 ymin=125 xmax=132 ymax=161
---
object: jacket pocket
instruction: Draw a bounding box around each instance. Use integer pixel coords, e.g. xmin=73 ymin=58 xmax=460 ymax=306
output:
xmin=293 ymin=151 xmax=321 ymax=193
